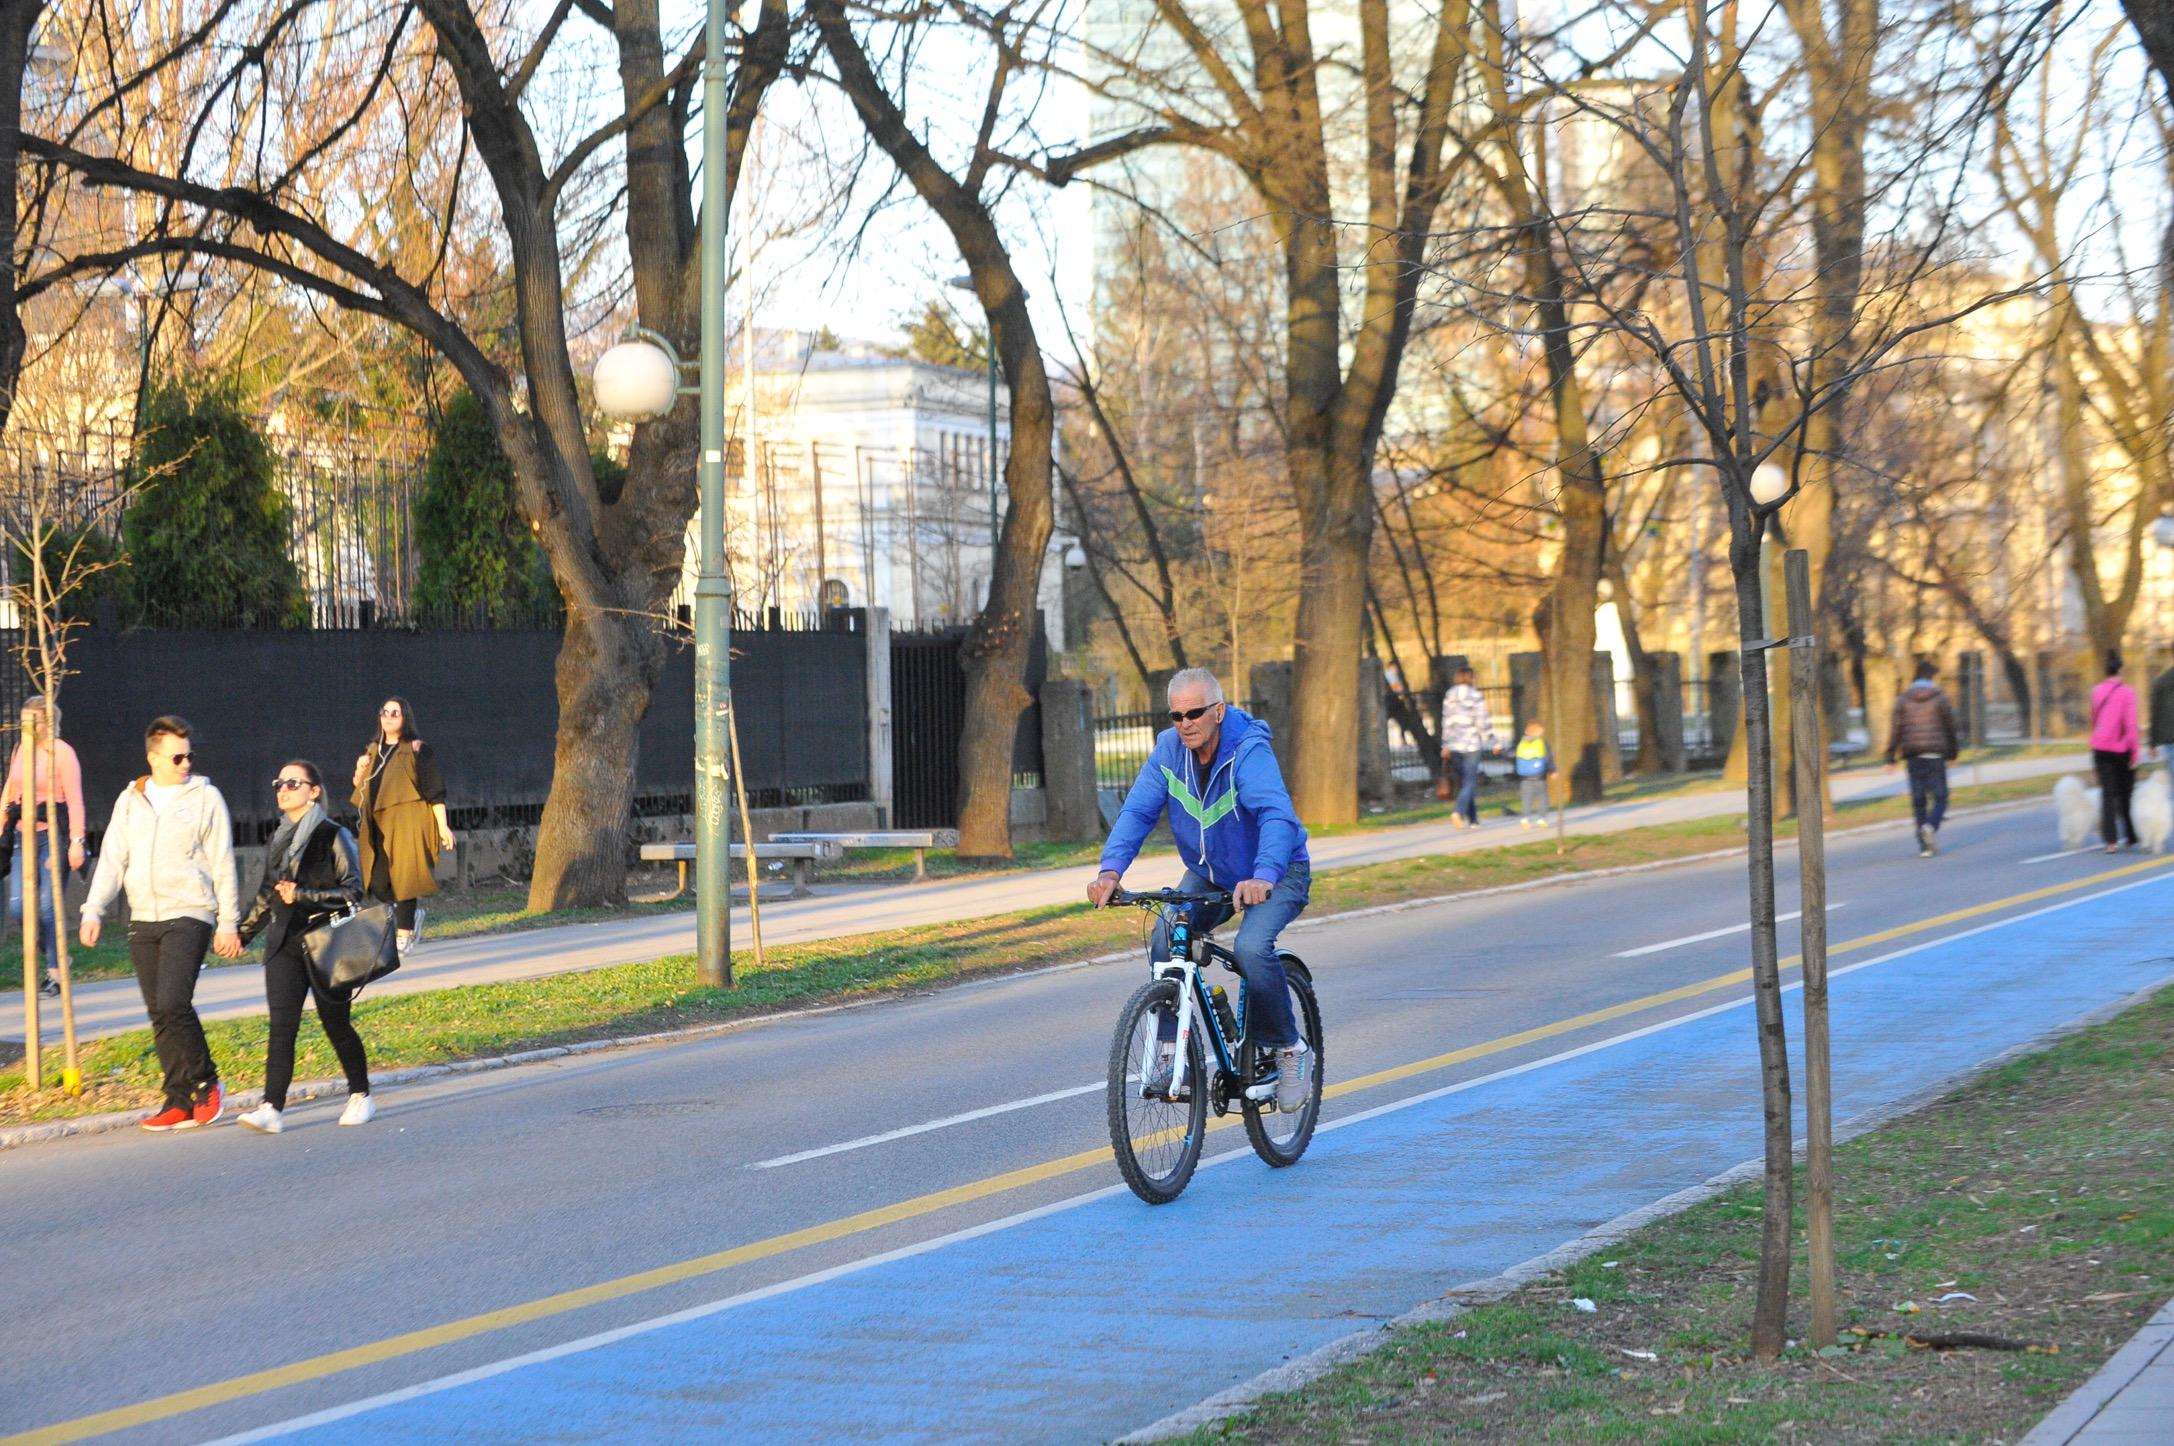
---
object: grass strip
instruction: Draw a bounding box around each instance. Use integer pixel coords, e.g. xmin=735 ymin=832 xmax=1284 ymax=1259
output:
xmin=1179 ymin=984 xmax=2174 ymax=1445
xmin=0 ymin=768 xmax=2076 ymax=1126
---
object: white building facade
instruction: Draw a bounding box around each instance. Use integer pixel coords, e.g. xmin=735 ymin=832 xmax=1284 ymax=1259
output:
xmin=672 ymin=334 xmax=1072 ymax=646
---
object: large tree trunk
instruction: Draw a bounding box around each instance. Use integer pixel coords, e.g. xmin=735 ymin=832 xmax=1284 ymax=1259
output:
xmin=1275 ymin=150 xmax=1367 ymax=825
xmin=955 ymin=273 xmax=1058 ymax=858
xmin=530 ymin=608 xmax=665 ymax=906
xmin=1607 ymin=551 xmax=1666 ymax=775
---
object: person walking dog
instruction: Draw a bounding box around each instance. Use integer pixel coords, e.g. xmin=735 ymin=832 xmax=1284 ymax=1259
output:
xmin=236 ymin=761 xmax=374 ymax=1134
xmin=80 ymin=716 xmax=242 ymax=1131
xmin=3 ymin=696 xmax=87 ymax=998
xmin=352 ymin=697 xmax=454 ymax=955
xmin=1887 ymin=661 xmax=1960 ymax=857
xmin=2090 ymin=653 xmax=2142 ymax=853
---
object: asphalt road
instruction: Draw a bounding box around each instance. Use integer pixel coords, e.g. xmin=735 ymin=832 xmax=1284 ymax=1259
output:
xmin=3 ymin=797 xmax=2169 ymax=1444
xmin=0 ymin=750 xmax=2087 ymax=1049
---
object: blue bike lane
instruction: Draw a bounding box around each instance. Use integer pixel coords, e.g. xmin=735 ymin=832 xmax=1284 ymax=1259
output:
xmin=244 ymin=868 xmax=2174 ymax=1444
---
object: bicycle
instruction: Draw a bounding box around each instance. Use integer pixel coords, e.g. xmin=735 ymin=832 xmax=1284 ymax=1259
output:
xmin=1102 ymin=886 xmax=1325 ymax=1204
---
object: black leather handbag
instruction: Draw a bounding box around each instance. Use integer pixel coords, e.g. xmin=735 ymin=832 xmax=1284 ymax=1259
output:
xmin=299 ymin=902 xmax=400 ymax=997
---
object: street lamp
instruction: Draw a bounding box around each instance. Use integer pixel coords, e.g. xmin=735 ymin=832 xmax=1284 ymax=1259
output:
xmin=592 ymin=0 xmax=736 ymax=988
xmin=1749 ymin=461 xmax=1790 ymax=507
xmin=947 ymin=274 xmax=1000 ymax=552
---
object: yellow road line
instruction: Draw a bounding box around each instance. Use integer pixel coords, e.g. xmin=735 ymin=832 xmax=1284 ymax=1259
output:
xmin=13 ymin=852 xmax=2169 ymax=1445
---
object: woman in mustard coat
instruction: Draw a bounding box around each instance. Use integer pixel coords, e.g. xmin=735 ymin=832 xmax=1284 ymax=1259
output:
xmin=352 ymin=695 xmax=454 ymax=953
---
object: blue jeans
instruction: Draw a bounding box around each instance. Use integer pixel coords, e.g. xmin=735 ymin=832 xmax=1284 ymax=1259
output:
xmin=1450 ymin=751 xmax=1482 ymax=823
xmin=1905 ymin=756 xmax=1949 ymax=833
xmin=8 ymin=831 xmax=58 ymax=980
xmin=1150 ymin=862 xmax=1310 ymax=1048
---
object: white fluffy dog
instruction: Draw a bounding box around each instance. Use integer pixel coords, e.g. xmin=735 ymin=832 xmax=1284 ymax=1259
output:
xmin=2134 ymin=767 xmax=2173 ymax=855
xmin=2054 ymin=774 xmax=2101 ymax=850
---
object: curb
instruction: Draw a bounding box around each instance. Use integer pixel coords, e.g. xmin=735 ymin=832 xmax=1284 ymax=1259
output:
xmin=2020 ymin=1296 xmax=2174 ymax=1444
xmin=1119 ymin=968 xmax=2174 ymax=1443
xmin=0 ymin=789 xmax=2056 ymax=1154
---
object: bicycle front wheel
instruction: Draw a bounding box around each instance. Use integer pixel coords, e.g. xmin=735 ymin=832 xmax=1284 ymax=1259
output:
xmin=1107 ymin=977 xmax=1208 ymax=1205
xmin=1243 ymin=957 xmax=1323 ymax=1167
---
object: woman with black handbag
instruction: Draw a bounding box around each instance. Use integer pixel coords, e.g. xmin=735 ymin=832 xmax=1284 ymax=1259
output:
xmin=236 ymin=761 xmax=375 ymax=1134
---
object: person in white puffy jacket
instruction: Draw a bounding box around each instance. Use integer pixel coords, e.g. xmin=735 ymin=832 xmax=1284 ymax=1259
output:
xmin=1438 ymin=667 xmax=1500 ymax=828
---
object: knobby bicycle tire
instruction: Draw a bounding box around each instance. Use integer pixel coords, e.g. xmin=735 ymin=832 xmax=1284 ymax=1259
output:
xmin=1242 ymin=956 xmax=1323 ymax=1167
xmin=1107 ymin=976 xmax=1208 ymax=1204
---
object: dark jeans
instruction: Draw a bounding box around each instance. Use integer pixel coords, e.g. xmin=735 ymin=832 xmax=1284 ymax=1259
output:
xmin=2094 ymin=750 xmax=2137 ymax=847
xmin=1905 ymin=756 xmax=1949 ymax=834
xmin=366 ymin=859 xmax=420 ymax=931
xmin=1150 ymin=862 xmax=1311 ymax=1049
xmin=1450 ymin=751 xmax=1482 ymax=824
xmin=262 ymin=940 xmax=370 ymax=1110
xmin=129 ymin=918 xmax=216 ymax=1111
xmin=8 ymin=831 xmax=58 ymax=980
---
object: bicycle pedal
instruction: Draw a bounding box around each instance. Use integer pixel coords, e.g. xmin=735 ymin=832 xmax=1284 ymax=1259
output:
xmin=1243 ymin=1079 xmax=1278 ymax=1103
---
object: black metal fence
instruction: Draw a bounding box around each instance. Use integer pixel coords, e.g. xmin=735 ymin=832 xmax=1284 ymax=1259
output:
xmin=0 ymin=423 xmax=572 ymax=631
xmin=6 ymin=613 xmax=871 ymax=841
xmin=888 ymin=619 xmax=1046 ymax=829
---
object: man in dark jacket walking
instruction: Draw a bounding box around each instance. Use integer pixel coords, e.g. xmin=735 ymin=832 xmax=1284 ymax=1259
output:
xmin=1887 ymin=660 xmax=1961 ymax=857
xmin=2150 ymin=660 xmax=2174 ymax=763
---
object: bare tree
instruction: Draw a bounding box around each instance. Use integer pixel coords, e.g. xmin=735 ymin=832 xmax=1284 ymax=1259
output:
xmin=1034 ymin=0 xmax=1477 ymax=823
xmin=813 ymin=0 xmax=1056 ymax=858
xmin=23 ymin=0 xmax=793 ymax=907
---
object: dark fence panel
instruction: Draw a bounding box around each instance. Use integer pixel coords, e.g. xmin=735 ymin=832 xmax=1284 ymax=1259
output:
xmin=888 ymin=618 xmax=1046 ymax=829
xmin=890 ymin=629 xmax=967 ymax=829
xmin=17 ymin=621 xmax=868 ymax=840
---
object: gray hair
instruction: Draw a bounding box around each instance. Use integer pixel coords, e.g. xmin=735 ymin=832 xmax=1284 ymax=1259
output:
xmin=1165 ymin=668 xmax=1225 ymax=704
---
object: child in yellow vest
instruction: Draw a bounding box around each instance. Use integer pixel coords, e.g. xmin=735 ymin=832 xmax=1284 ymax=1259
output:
xmin=1515 ymin=720 xmax=1553 ymax=829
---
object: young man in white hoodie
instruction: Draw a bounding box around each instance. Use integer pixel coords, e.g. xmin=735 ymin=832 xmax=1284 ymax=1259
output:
xmin=80 ymin=716 xmax=243 ymax=1131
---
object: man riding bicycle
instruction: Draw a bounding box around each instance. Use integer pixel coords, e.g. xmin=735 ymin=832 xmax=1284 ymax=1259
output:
xmin=1087 ymin=667 xmax=1313 ymax=1110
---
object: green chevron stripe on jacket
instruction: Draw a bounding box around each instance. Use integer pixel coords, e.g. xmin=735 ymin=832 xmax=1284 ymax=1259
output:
xmin=1161 ymin=764 xmax=1238 ymax=831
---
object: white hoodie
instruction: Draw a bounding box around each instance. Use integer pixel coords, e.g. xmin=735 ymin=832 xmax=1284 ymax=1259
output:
xmin=83 ymin=774 xmax=240 ymax=930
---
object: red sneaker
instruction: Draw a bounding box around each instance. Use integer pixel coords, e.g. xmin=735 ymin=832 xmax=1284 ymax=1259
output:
xmin=141 ymin=1106 xmax=193 ymax=1132
xmin=193 ymin=1084 xmax=224 ymax=1127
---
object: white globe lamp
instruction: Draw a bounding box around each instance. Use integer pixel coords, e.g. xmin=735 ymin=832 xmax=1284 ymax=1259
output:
xmin=593 ymin=337 xmax=681 ymax=421
xmin=1749 ymin=462 xmax=1790 ymax=507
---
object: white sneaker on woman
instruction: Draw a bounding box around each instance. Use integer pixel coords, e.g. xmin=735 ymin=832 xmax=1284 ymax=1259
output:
xmin=238 ymin=1103 xmax=283 ymax=1134
xmin=339 ymin=1094 xmax=376 ymax=1126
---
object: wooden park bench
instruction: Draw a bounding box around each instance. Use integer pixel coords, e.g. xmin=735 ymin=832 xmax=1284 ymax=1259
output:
xmin=638 ymin=839 xmax=842 ymax=900
xmin=769 ymin=830 xmax=945 ymax=882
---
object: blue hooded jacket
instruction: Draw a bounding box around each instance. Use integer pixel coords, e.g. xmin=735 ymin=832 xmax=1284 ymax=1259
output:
xmin=1099 ymin=707 xmax=1309 ymax=886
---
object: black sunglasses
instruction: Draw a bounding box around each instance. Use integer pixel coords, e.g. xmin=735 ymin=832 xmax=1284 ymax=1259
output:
xmin=272 ymin=777 xmax=312 ymax=792
xmin=1167 ymin=704 xmax=1219 ymax=724
xmin=162 ymin=751 xmax=194 ymax=764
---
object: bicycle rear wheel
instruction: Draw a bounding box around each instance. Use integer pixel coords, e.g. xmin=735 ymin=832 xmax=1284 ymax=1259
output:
xmin=1107 ymin=977 xmax=1208 ymax=1204
xmin=1243 ymin=957 xmax=1323 ymax=1167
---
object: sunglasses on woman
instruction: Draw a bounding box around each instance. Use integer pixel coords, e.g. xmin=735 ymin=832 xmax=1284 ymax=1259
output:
xmin=272 ymin=778 xmax=312 ymax=791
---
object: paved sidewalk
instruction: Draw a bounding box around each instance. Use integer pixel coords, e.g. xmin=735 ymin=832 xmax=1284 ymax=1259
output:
xmin=2022 ymin=1297 xmax=2174 ymax=1444
xmin=0 ymin=749 xmax=2088 ymax=1048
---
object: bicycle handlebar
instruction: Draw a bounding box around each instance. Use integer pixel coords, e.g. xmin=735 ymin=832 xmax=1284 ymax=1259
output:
xmin=1108 ymin=887 xmax=1231 ymax=908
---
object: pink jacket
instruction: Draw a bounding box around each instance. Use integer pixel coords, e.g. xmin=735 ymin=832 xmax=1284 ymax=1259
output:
xmin=2089 ymin=678 xmax=2139 ymax=757
xmin=2 ymin=737 xmax=86 ymax=832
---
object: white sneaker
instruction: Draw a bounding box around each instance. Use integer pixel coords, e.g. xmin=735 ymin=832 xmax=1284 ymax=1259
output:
xmin=339 ymin=1093 xmax=376 ymax=1126
xmin=238 ymin=1103 xmax=284 ymax=1134
xmin=1273 ymin=1041 xmax=1312 ymax=1113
